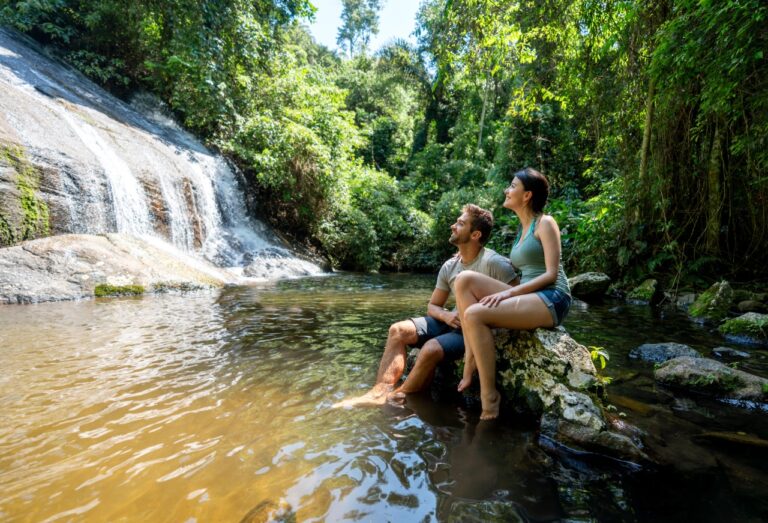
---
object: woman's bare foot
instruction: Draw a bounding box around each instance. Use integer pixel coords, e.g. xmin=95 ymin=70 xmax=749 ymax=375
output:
xmin=479 ymin=390 xmax=501 ymax=420
xmin=457 ymin=375 xmax=473 ymax=392
xmin=332 ymin=383 xmax=393 ymax=408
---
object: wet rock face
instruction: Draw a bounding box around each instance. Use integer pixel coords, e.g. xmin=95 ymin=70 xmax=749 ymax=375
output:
xmin=629 ymin=342 xmax=702 ymax=364
xmin=568 ymin=272 xmax=611 ymax=300
xmin=689 ymin=280 xmax=734 ymax=323
xmin=654 ymin=356 xmax=768 ymax=402
xmin=0 ymin=233 xmax=238 ymax=304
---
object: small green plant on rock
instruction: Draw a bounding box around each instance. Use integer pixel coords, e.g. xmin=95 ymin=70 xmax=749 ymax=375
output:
xmin=589 ymin=346 xmax=613 ymax=387
xmin=94 ymin=284 xmax=145 ymax=297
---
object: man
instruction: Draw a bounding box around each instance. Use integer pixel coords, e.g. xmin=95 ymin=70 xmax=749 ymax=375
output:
xmin=335 ymin=204 xmax=517 ymax=407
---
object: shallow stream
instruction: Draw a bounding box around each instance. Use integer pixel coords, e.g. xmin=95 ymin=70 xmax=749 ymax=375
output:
xmin=1 ymin=274 xmax=766 ymax=521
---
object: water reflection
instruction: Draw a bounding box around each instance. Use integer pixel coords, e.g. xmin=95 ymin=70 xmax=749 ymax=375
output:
xmin=0 ymin=275 xmax=766 ymax=522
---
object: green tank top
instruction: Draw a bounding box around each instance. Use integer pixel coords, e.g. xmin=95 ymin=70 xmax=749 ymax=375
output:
xmin=509 ymin=217 xmax=570 ymax=296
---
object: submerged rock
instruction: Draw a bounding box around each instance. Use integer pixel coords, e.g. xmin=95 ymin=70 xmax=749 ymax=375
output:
xmin=689 ymin=281 xmax=733 ymax=323
xmin=692 ymin=431 xmax=768 ymax=450
xmin=629 ymin=342 xmax=701 ymax=363
xmin=737 ymin=300 xmax=767 ymax=313
xmin=719 ymin=312 xmax=768 ymax=343
xmin=711 ymin=347 xmax=751 ymax=359
xmin=0 ymin=233 xmax=238 ymax=304
xmin=654 ymin=356 xmax=768 ymax=402
xmin=568 ymin=272 xmax=611 ymax=300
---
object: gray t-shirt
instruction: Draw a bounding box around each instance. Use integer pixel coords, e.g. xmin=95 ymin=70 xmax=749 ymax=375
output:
xmin=436 ymin=247 xmax=518 ymax=296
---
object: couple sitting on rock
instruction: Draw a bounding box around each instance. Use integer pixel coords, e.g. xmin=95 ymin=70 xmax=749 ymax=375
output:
xmin=335 ymin=168 xmax=572 ymax=420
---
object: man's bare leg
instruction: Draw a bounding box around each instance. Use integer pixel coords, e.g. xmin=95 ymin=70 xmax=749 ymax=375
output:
xmin=333 ymin=320 xmax=418 ymax=407
xmin=387 ymin=340 xmax=444 ymax=404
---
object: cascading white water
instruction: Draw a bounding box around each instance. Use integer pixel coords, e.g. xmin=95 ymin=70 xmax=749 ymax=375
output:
xmin=0 ymin=28 xmax=324 ymax=279
xmin=56 ymin=106 xmax=154 ymax=236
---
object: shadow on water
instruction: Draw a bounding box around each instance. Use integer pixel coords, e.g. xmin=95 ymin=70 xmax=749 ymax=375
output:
xmin=1 ymin=274 xmax=766 ymax=522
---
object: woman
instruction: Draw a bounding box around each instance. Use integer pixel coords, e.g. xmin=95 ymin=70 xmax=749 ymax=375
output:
xmin=454 ymin=167 xmax=571 ymax=420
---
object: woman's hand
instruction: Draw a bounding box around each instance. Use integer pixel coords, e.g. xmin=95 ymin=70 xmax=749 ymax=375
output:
xmin=479 ymin=288 xmax=514 ymax=307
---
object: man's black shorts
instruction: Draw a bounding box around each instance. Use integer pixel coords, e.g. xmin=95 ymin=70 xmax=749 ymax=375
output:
xmin=410 ymin=316 xmax=465 ymax=362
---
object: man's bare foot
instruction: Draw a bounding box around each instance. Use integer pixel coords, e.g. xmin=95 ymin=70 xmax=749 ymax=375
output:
xmin=479 ymin=390 xmax=501 ymax=420
xmin=457 ymin=375 xmax=473 ymax=392
xmin=386 ymin=390 xmax=407 ymax=406
xmin=332 ymin=384 xmax=393 ymax=408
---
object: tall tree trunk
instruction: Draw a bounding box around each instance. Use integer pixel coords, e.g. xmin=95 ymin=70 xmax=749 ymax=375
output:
xmin=476 ymin=74 xmax=490 ymax=154
xmin=705 ymin=124 xmax=722 ymax=255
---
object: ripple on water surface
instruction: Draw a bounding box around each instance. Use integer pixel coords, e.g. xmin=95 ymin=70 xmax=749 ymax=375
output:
xmin=1 ymin=275 xmax=767 ymax=522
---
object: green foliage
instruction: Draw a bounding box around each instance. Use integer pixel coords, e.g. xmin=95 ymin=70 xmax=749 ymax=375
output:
xmin=5 ymin=0 xmax=767 ymax=280
xmin=589 ymin=346 xmax=610 ymax=370
xmin=589 ymin=345 xmax=612 ymax=387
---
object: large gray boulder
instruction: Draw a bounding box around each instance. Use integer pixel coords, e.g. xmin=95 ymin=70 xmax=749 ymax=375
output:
xmin=654 ymin=356 xmax=768 ymax=402
xmin=468 ymin=328 xmax=647 ymax=462
xmin=689 ymin=281 xmax=733 ymax=323
xmin=568 ymin=272 xmax=611 ymax=300
xmin=0 ymin=233 xmax=238 ymax=304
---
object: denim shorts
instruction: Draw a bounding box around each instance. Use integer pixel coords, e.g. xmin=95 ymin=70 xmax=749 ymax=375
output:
xmin=536 ymin=288 xmax=572 ymax=326
xmin=410 ymin=316 xmax=465 ymax=362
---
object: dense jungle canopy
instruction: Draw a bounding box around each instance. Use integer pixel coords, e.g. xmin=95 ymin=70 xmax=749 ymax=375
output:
xmin=2 ymin=0 xmax=767 ymax=290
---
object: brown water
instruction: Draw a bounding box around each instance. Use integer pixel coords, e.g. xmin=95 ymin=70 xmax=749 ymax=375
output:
xmin=1 ymin=274 xmax=767 ymax=522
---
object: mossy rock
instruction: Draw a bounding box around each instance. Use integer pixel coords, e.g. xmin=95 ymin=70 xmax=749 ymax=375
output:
xmin=627 ymin=279 xmax=659 ymax=303
xmin=1 ymin=141 xmax=50 ymax=247
xmin=689 ymin=281 xmax=733 ymax=323
xmin=94 ymin=284 xmax=145 ymax=297
xmin=719 ymin=312 xmax=768 ymax=342
xmin=654 ymin=356 xmax=767 ymax=401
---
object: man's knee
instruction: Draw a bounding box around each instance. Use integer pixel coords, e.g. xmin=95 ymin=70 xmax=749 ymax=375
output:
xmin=417 ymin=339 xmax=445 ymax=366
xmin=388 ymin=320 xmax=417 ymax=344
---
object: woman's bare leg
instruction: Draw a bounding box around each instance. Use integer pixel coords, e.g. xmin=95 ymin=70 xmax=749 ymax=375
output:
xmin=462 ymin=293 xmax=554 ymax=419
xmin=454 ymin=271 xmax=512 ymax=392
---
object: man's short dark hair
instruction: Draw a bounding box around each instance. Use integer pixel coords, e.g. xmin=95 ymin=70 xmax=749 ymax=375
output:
xmin=462 ymin=204 xmax=494 ymax=245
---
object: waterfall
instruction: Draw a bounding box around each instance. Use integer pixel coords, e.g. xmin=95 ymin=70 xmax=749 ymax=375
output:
xmin=0 ymin=28 xmax=324 ymax=279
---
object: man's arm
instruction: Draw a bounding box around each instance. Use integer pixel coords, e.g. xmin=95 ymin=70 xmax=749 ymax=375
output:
xmin=426 ymin=288 xmax=461 ymax=328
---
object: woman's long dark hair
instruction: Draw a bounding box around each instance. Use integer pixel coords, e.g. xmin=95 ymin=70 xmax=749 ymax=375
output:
xmin=513 ymin=167 xmax=549 ymax=213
